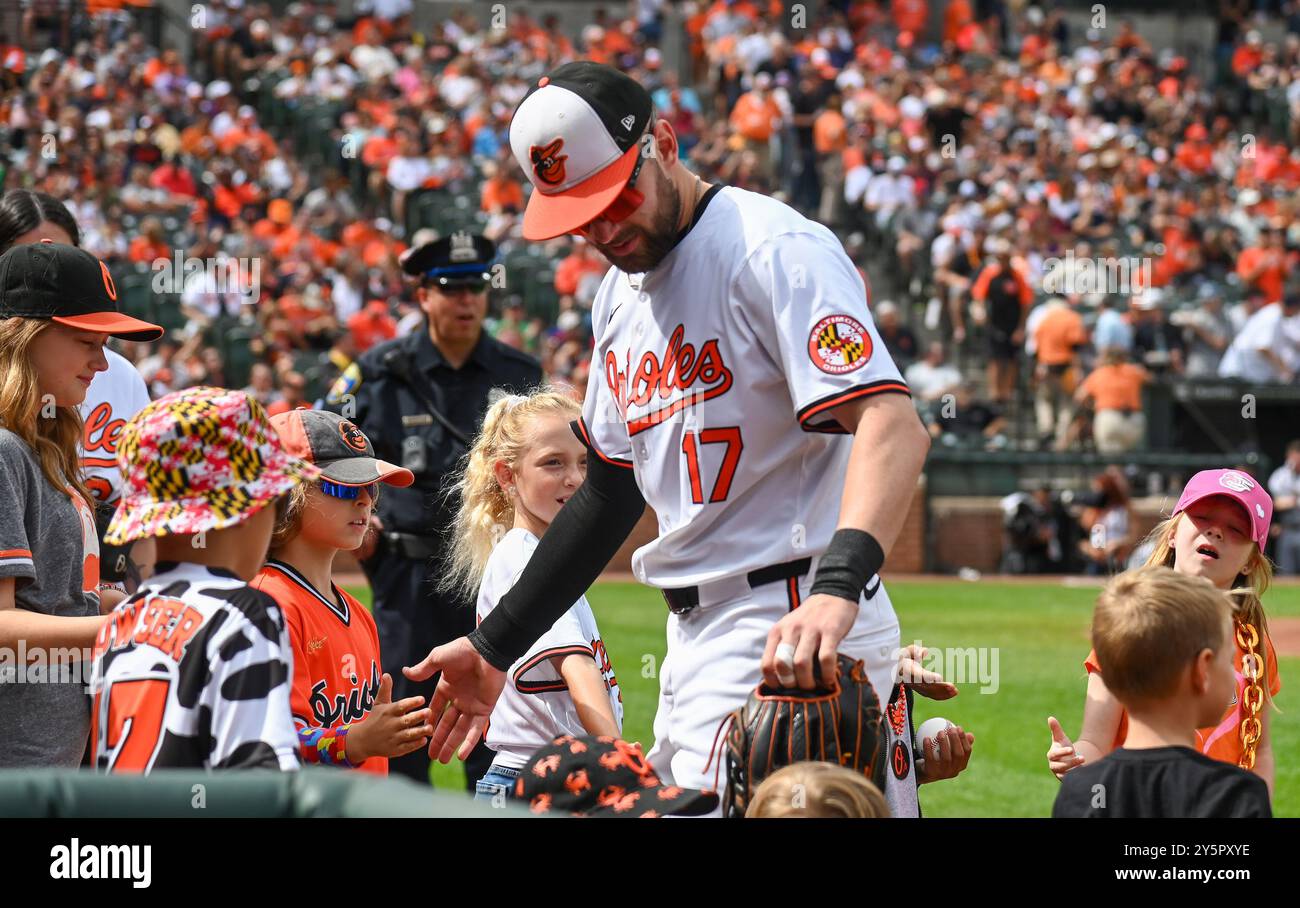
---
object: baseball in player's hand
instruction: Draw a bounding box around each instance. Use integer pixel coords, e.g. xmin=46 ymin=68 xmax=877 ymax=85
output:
xmin=1046 ymin=716 xmax=1086 ymax=780
xmin=916 ymin=724 xmax=974 ymax=783
xmin=895 ymin=644 xmax=959 ymax=700
xmin=762 ymin=593 xmax=860 ymax=689
xmin=347 ymin=673 xmax=433 ymax=763
xmin=404 ymin=636 xmax=507 ymax=763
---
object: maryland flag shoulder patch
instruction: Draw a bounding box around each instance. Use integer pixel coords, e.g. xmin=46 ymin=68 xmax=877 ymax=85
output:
xmin=808 ymin=314 xmax=872 ymax=375
xmin=326 ymin=362 xmax=363 ymax=407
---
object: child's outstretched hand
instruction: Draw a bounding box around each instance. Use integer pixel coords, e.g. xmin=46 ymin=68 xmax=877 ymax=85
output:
xmin=1047 ymin=716 xmax=1086 ymax=780
xmin=896 ymin=644 xmax=959 ymax=700
xmin=348 ymin=673 xmax=434 ymax=764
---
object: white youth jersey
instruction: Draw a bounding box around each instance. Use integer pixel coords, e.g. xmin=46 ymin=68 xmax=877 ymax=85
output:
xmin=80 ymin=349 xmax=151 ymax=506
xmin=579 ymin=186 xmax=909 ymax=587
xmin=89 ymin=562 xmax=300 ymax=773
xmin=478 ymin=528 xmax=623 ymax=769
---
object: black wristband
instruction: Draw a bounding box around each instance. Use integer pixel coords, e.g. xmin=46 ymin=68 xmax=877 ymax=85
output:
xmin=810 ymin=528 xmax=884 ymax=603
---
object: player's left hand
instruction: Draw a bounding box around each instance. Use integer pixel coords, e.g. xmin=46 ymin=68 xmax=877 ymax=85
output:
xmin=762 ymin=593 xmax=859 ymax=689
xmin=404 ymin=636 xmax=507 ymax=763
xmin=916 ymin=724 xmax=974 ymax=784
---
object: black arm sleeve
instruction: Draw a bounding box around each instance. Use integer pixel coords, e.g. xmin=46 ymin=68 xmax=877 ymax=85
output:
xmin=468 ymin=436 xmax=646 ymax=671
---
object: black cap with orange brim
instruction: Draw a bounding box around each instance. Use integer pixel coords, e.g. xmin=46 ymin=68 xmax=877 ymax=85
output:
xmin=0 ymin=242 xmax=163 ymax=341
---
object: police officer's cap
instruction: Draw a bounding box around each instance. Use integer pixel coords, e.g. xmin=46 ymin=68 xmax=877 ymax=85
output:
xmin=401 ymin=231 xmax=496 ymax=288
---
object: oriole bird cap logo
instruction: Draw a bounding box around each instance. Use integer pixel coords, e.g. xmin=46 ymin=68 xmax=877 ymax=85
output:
xmin=530 ymin=138 xmax=568 ymax=186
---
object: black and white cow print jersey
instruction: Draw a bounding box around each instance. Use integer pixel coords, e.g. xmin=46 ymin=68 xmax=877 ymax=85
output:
xmin=89 ymin=561 xmax=299 ymax=773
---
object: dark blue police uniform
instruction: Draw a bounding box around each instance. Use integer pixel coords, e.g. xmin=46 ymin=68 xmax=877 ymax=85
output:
xmin=324 ymin=233 xmax=541 ymax=786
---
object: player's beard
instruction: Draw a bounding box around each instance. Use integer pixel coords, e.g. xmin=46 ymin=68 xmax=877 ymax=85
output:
xmin=597 ymin=163 xmax=684 ymax=275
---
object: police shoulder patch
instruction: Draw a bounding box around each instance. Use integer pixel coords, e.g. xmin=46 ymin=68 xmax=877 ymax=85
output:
xmin=326 ymin=362 xmax=363 ymax=406
xmin=808 ymin=314 xmax=872 ymax=375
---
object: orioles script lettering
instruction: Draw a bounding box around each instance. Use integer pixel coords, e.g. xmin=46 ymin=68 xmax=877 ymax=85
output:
xmin=605 ymin=324 xmax=734 ymax=434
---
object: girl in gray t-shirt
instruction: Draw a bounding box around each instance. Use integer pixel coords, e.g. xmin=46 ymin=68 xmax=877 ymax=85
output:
xmin=0 ymin=321 xmax=114 ymax=766
xmin=0 ymin=244 xmax=163 ymax=767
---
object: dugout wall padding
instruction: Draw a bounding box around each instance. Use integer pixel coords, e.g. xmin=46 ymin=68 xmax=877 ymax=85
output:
xmin=0 ymin=768 xmax=535 ymax=818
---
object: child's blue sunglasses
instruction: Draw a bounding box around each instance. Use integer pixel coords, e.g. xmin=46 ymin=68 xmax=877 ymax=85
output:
xmin=320 ymin=480 xmax=379 ymax=500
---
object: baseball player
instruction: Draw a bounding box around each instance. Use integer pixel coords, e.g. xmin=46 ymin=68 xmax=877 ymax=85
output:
xmin=408 ymin=62 xmax=948 ymax=816
xmin=82 ymin=348 xmax=154 ymax=592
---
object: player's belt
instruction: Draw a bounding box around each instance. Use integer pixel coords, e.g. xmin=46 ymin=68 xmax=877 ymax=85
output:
xmin=661 ymin=559 xmax=882 ymax=615
xmin=661 ymin=558 xmax=813 ymax=615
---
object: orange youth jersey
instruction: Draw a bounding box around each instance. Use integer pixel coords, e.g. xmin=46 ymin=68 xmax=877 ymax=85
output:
xmin=252 ymin=560 xmax=388 ymax=774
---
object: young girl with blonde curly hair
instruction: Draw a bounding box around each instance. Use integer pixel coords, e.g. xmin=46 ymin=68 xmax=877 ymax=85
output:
xmin=444 ymin=389 xmax=623 ymax=802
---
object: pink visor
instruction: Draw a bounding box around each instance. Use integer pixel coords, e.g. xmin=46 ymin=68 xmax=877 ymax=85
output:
xmin=1173 ymin=469 xmax=1273 ymax=549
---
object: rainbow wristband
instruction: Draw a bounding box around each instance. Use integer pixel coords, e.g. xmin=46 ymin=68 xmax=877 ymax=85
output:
xmin=299 ymin=723 xmax=354 ymax=768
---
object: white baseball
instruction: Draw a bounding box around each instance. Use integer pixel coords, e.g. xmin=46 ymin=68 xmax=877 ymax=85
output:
xmin=915 ymin=717 xmax=954 ymax=754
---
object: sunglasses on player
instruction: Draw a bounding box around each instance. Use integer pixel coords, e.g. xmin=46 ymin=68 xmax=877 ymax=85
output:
xmin=319 ymin=479 xmax=379 ymax=500
xmin=579 ymin=144 xmax=647 ymax=233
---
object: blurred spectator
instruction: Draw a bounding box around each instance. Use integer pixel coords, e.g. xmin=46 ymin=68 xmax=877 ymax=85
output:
xmin=925 ymin=385 xmax=1007 ymax=449
xmin=1032 ymin=297 xmax=1088 ymax=451
xmin=971 ymin=237 xmax=1032 ymax=405
xmin=864 ymin=156 xmax=916 ymax=233
xmin=1092 ymin=296 xmax=1135 ymax=356
xmin=348 ymin=299 xmax=399 ymax=353
xmin=875 ymin=300 xmax=918 ymax=369
xmin=127 ymin=217 xmax=170 ymax=265
xmin=728 ymin=71 xmax=780 ymax=177
xmin=1075 ymin=349 xmax=1152 ymax=454
xmin=1236 ymin=224 xmax=1291 ymax=304
xmin=1131 ymin=290 xmax=1186 ymax=376
xmin=1268 ymin=440 xmax=1300 ymax=574
xmin=479 ymin=160 xmax=523 ymax=215
xmin=905 ymin=341 xmax=962 ymax=402
xmin=1078 ymin=467 xmax=1136 ymax=576
xmin=1000 ymin=484 xmax=1074 ymax=574
xmin=554 ymin=240 xmax=608 ymax=300
xmin=242 ymin=362 xmax=280 ymax=409
xmin=266 ymin=371 xmax=307 ymax=416
xmin=1174 ymin=284 xmax=1233 ymax=378
xmin=1218 ymin=291 xmax=1300 ymax=383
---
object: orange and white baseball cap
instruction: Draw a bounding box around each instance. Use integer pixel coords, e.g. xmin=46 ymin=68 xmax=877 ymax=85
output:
xmin=509 ymin=62 xmax=654 ymax=240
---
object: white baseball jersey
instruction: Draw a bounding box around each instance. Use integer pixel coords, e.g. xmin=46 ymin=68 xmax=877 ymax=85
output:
xmin=89 ymin=562 xmax=300 ymax=773
xmin=80 ymin=349 xmax=151 ymax=506
xmin=478 ymin=528 xmax=623 ymax=769
xmin=578 ymin=186 xmax=909 ymax=588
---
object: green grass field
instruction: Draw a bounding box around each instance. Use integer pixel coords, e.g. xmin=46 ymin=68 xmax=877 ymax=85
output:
xmin=349 ymin=580 xmax=1300 ymax=817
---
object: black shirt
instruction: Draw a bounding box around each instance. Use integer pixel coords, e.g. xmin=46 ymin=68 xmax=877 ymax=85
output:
xmin=1052 ymin=746 xmax=1272 ymax=818
xmin=1134 ymin=319 xmax=1186 ymax=372
xmin=325 ymin=324 xmax=541 ymax=539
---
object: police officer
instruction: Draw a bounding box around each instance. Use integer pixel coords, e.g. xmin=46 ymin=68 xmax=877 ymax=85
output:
xmin=324 ymin=231 xmax=541 ymax=787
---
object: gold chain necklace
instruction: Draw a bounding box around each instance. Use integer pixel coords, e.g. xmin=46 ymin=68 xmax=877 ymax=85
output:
xmin=1235 ymin=619 xmax=1264 ymax=770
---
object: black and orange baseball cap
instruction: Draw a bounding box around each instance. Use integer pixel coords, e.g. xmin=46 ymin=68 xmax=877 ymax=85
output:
xmin=0 ymin=242 xmax=163 ymax=341
xmin=516 ymin=735 xmax=719 ymax=818
xmin=509 ymin=62 xmax=654 ymax=240
xmin=270 ymin=408 xmax=413 ymax=487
